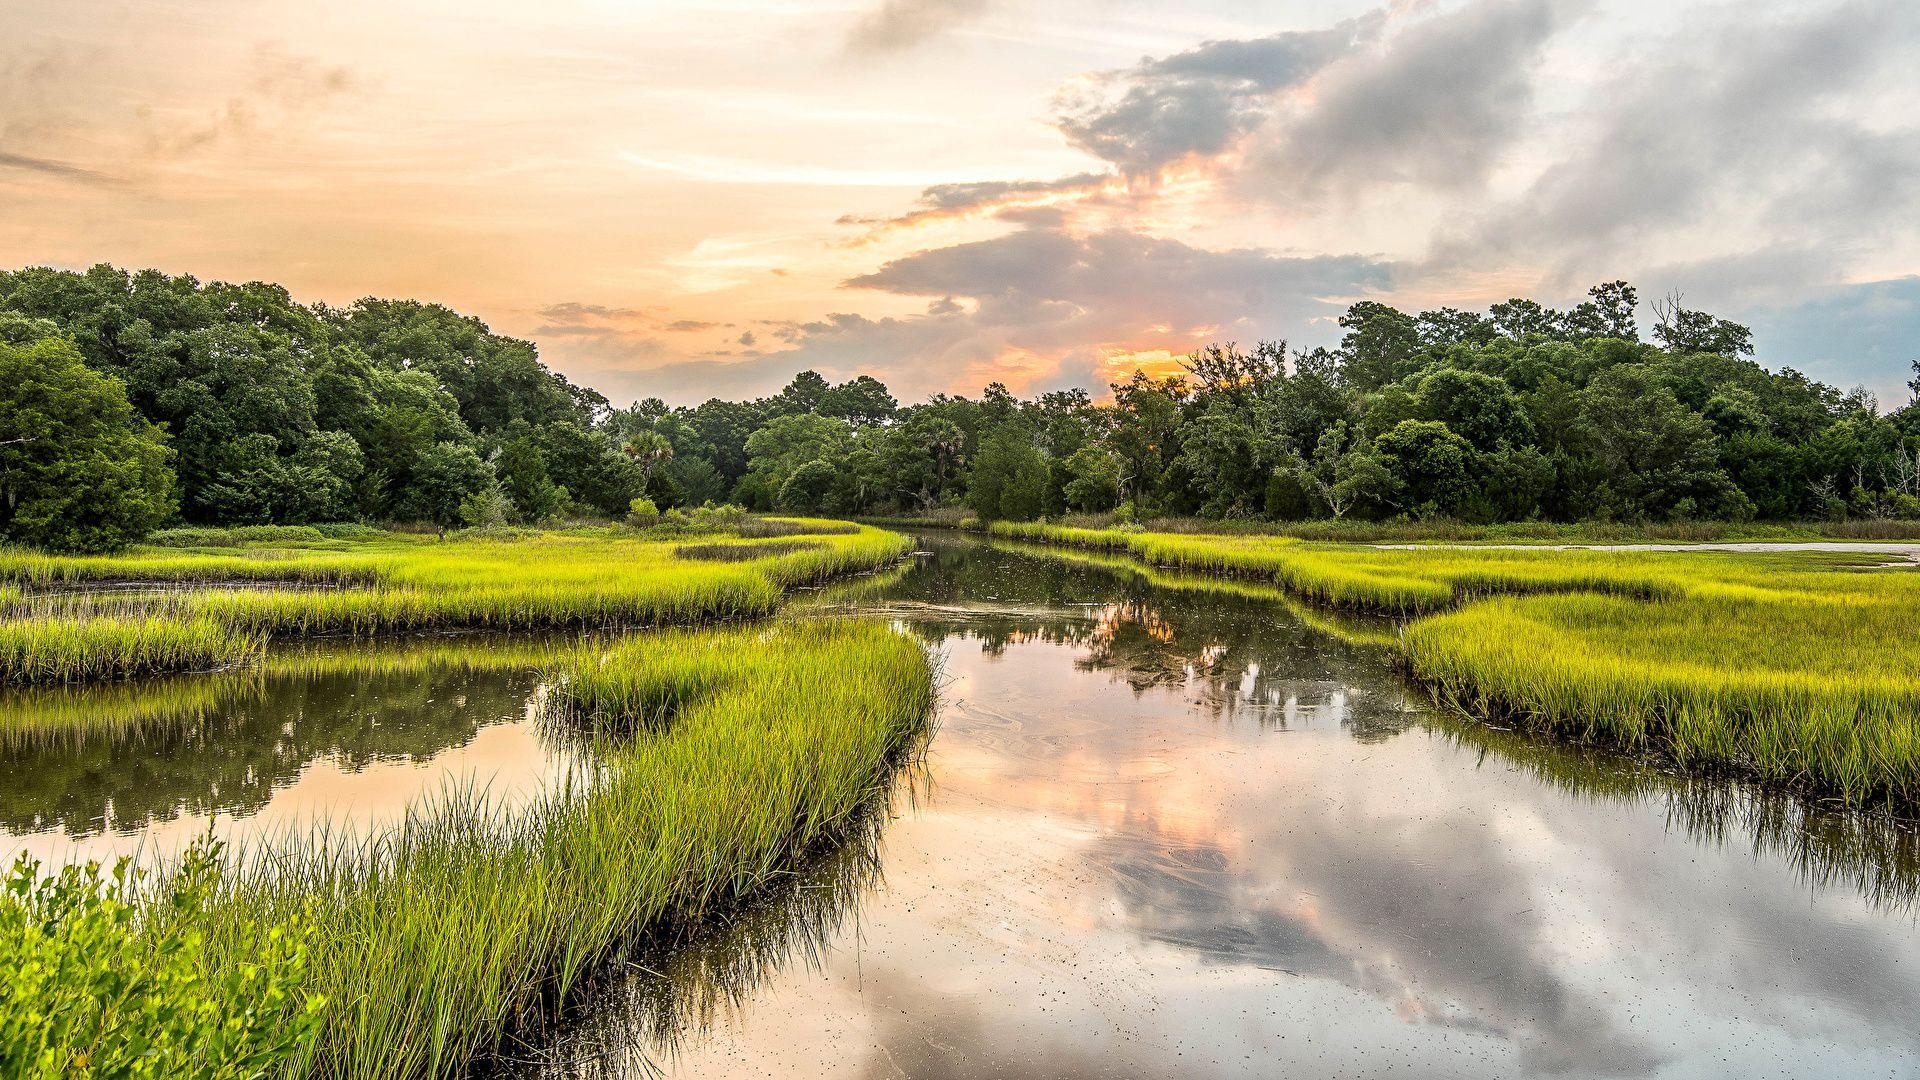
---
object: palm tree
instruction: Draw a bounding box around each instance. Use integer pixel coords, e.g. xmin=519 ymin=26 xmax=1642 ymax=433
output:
xmin=623 ymin=430 xmax=674 ymax=489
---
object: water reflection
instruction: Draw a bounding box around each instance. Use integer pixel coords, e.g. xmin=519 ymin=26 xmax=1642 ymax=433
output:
xmin=0 ymin=636 xmax=579 ymax=864
xmin=522 ymin=535 xmax=1920 ymax=1078
xmin=492 ymin=807 xmax=897 ymax=1079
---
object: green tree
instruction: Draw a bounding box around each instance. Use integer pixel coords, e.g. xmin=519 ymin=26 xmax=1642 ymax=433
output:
xmin=1060 ymin=446 xmax=1124 ymax=512
xmin=1178 ymin=342 xmax=1291 ymax=516
xmin=818 ymin=375 xmax=899 ymax=425
xmin=777 ymin=459 xmax=839 ymax=512
xmin=0 ymin=338 xmax=174 ymax=552
xmin=1488 ymin=298 xmax=1559 ymax=340
xmin=1294 ymin=421 xmax=1390 ymax=520
xmin=1414 ymin=368 xmax=1533 ymax=452
xmin=1375 ymin=420 xmax=1474 ymax=516
xmin=1651 ymin=293 xmax=1754 ymax=358
xmin=396 ymin=441 xmax=497 ymax=530
xmin=739 ymin=413 xmax=853 ymax=509
xmin=1108 ymin=372 xmax=1188 ymax=510
xmin=1578 ymin=365 xmax=1749 ymax=519
xmin=1338 ymin=301 xmax=1422 ymax=392
xmin=1561 ymin=280 xmax=1640 ymax=341
xmin=968 ymin=426 xmax=1049 ymax=522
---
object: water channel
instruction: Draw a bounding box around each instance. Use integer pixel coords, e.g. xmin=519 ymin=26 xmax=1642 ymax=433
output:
xmin=3 ymin=535 xmax=1916 ymax=1078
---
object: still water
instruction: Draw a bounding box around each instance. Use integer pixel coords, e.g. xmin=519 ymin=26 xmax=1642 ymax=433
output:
xmin=524 ymin=537 xmax=1920 ymax=1079
xmin=3 ymin=536 xmax=1917 ymax=1077
xmin=0 ymin=637 xmax=585 ymax=868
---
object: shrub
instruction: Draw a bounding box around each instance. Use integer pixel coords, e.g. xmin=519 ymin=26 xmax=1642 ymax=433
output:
xmin=146 ymin=525 xmax=330 ymax=548
xmin=626 ymin=497 xmax=660 ymax=527
xmin=0 ymin=836 xmax=324 ymax=1077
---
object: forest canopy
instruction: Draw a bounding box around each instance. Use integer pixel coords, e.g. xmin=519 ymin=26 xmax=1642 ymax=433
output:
xmin=1 ymin=265 xmax=1915 ymax=550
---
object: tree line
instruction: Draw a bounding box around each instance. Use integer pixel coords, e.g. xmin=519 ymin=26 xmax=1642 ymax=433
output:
xmin=0 ymin=265 xmax=655 ymax=551
xmin=624 ymin=281 xmax=1920 ymax=527
xmin=1 ymin=265 xmax=1915 ymax=551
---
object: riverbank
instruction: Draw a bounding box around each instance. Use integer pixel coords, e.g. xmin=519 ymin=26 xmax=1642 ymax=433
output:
xmin=986 ymin=521 xmax=1920 ymax=813
xmin=862 ymin=511 xmax=1920 ymax=545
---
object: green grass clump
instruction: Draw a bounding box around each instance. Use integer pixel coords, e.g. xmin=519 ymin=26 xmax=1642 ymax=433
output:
xmin=0 ymin=615 xmax=261 ymax=684
xmin=0 ymin=522 xmax=912 ymax=683
xmin=1403 ymin=589 xmax=1920 ymax=809
xmin=181 ymin=619 xmax=933 ymax=1078
xmin=990 ymin=521 xmax=1684 ymax=612
xmin=146 ymin=525 xmax=336 ymax=548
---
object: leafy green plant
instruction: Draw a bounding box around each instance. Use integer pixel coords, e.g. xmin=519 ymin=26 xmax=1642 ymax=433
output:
xmin=0 ymin=836 xmax=324 ymax=1079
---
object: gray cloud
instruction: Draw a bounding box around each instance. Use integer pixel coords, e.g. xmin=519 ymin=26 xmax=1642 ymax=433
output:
xmin=1741 ymin=276 xmax=1920 ymax=404
xmin=660 ymin=226 xmax=1398 ymax=401
xmin=846 ymin=226 xmax=1390 ymax=333
xmin=1240 ymin=0 xmax=1572 ymax=201
xmin=0 ymin=151 xmax=121 ymax=186
xmin=916 ymin=172 xmax=1108 ymax=212
xmin=1052 ymin=12 xmax=1386 ymax=174
xmin=844 ymin=0 xmax=991 ymax=56
xmin=839 ymin=172 xmax=1112 ymax=236
xmin=1439 ymin=0 xmax=1920 ymax=274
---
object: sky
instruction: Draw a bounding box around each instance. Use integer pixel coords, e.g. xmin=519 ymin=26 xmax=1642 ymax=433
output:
xmin=2 ymin=0 xmax=1917 ymax=407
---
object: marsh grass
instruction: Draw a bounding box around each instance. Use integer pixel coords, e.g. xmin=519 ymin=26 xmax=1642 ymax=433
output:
xmin=1402 ymin=590 xmax=1920 ymax=809
xmin=991 ymin=521 xmax=1697 ymax=612
xmin=672 ymin=539 xmax=824 ymax=562
xmin=180 ymin=619 xmax=934 ymax=1079
xmin=0 ymin=634 xmax=569 ymax=749
xmin=490 ymin=799 xmax=895 ymax=1074
xmin=993 ymin=513 xmax=1920 ymax=544
xmin=997 ymin=522 xmax=1920 ymax=812
xmin=0 ymin=523 xmax=911 ymax=684
xmin=0 ymin=614 xmax=262 ymax=684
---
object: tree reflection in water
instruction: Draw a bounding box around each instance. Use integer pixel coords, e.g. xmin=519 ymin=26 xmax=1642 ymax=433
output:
xmin=499 ymin=535 xmax=1920 ymax=1078
xmin=0 ymin=637 xmax=558 ymax=838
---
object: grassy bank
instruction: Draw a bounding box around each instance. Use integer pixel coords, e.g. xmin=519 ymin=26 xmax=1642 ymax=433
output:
xmin=989 ymin=520 xmax=1712 ymax=612
xmin=0 ymin=613 xmax=263 ymax=684
xmin=3 ymin=619 xmax=935 ymax=1077
xmin=876 ymin=510 xmax=1920 ymax=544
xmin=0 ymin=521 xmax=910 ymax=683
xmin=994 ymin=522 xmax=1920 ymax=812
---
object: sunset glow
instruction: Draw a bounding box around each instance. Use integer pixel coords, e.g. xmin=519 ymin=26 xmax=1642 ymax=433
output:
xmin=4 ymin=0 xmax=1916 ymax=406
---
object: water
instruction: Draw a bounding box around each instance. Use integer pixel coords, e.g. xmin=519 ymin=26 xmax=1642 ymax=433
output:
xmin=520 ymin=537 xmax=1920 ymax=1079
xmin=4 ymin=536 xmax=1917 ymax=1077
xmin=0 ymin=636 xmax=585 ymax=868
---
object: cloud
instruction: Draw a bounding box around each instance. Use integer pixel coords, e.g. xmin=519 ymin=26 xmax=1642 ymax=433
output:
xmin=701 ymin=225 xmax=1396 ymax=400
xmin=663 ymin=319 xmax=720 ymax=332
xmin=838 ymin=172 xmax=1118 ymax=241
xmin=1740 ymin=276 xmax=1920 ymax=405
xmin=844 ymin=0 xmax=991 ymax=56
xmin=141 ymin=44 xmax=356 ymax=160
xmin=1238 ymin=0 xmax=1573 ymax=202
xmin=537 ymin=302 xmax=650 ymax=322
xmin=0 ymin=151 xmax=121 ymax=186
xmin=845 ymin=226 xmax=1389 ymax=334
xmin=1437 ymin=0 xmax=1920 ymax=276
xmin=1053 ymin=11 xmax=1387 ymax=175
